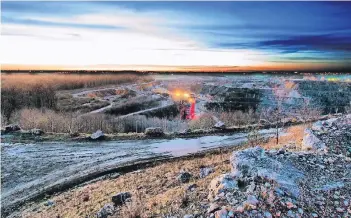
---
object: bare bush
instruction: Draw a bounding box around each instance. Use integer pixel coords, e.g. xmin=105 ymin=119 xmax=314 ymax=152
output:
xmin=118 ymin=115 xmax=187 ymax=133
xmin=188 ymin=113 xmax=216 ymax=130
xmin=247 ymin=128 xmax=264 ymax=147
xmin=344 ymin=102 xmax=351 ymax=114
xmin=1 ymin=87 xmax=23 ymax=123
xmin=10 ymin=108 xmax=188 ymax=134
xmin=119 ymin=193 xmax=146 ymax=218
xmin=219 ymin=109 xmax=258 ymax=127
xmin=1 ymin=85 xmax=57 ymax=123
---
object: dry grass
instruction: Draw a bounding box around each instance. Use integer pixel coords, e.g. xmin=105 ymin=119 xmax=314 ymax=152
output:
xmin=1 ymin=73 xmax=141 ymax=91
xmin=188 ymin=113 xmax=216 ymax=130
xmin=21 ymin=148 xmax=236 ymax=218
xmin=262 ymin=124 xmax=311 ymax=150
xmin=219 ymin=110 xmax=259 ymax=127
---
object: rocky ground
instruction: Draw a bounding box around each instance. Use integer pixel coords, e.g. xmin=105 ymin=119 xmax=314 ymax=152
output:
xmin=15 ymin=115 xmax=351 ymax=218
xmin=203 ymin=115 xmax=351 ymax=218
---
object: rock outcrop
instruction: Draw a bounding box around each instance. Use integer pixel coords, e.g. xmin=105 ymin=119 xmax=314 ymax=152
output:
xmin=302 ymin=128 xmax=327 ymax=152
xmin=229 ymin=147 xmax=304 ymax=198
xmin=204 ymin=116 xmax=351 ymax=218
xmin=90 ymin=130 xmax=105 ymax=140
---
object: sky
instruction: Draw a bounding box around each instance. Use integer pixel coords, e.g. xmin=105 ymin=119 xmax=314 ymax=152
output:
xmin=2 ymin=1 xmax=351 ymax=71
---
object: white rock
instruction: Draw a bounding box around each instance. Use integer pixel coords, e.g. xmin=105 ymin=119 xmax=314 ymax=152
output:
xmin=245 ymin=195 xmax=259 ymax=206
xmin=145 ymin=127 xmax=164 ymax=136
xmin=230 ymin=146 xmax=304 ymax=197
xmin=90 ymin=130 xmax=105 ymax=140
xmin=214 ymin=121 xmax=225 ymax=129
xmin=302 ymin=128 xmax=327 ymax=153
xmin=208 ymin=173 xmax=238 ymax=200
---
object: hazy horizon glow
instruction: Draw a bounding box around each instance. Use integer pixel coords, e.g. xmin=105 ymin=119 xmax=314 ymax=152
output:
xmin=2 ymin=2 xmax=351 ymax=71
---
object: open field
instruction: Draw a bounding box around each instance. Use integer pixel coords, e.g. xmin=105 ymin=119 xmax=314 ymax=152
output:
xmin=1 ymin=73 xmax=142 ymax=90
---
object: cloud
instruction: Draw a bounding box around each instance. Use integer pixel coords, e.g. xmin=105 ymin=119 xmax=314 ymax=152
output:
xmin=1 ymin=21 xmax=267 ymax=67
xmin=259 ymin=34 xmax=351 ymax=52
xmin=2 ymin=16 xmax=124 ymax=31
xmin=2 ymin=1 xmax=351 ymax=70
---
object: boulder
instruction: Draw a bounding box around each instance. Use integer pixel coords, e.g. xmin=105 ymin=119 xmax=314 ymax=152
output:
xmin=177 ymin=171 xmax=192 ymax=183
xmin=187 ymin=183 xmax=197 ymax=191
xmin=43 ymin=200 xmax=55 ymax=207
xmin=96 ymin=203 xmax=115 ymax=218
xmin=208 ymin=173 xmax=238 ymax=200
xmin=90 ymin=130 xmax=105 ymax=140
xmin=311 ymin=121 xmax=327 ymax=133
xmin=207 ymin=203 xmax=220 ymax=213
xmin=145 ymin=127 xmax=164 ymax=137
xmin=214 ymin=121 xmax=225 ymax=129
xmin=302 ymin=128 xmax=327 ymax=152
xmin=244 ymin=195 xmax=259 ymax=207
xmin=30 ymin=128 xmax=44 ymax=136
xmin=4 ymin=124 xmax=21 ymax=133
xmin=199 ymin=167 xmax=214 ymax=178
xmin=229 ymin=146 xmax=304 ymax=198
xmin=180 ymin=129 xmax=192 ymax=134
xmin=70 ymin=132 xmax=80 ymax=137
xmin=111 ymin=192 xmax=131 ymax=206
xmin=323 ymin=118 xmax=338 ymax=128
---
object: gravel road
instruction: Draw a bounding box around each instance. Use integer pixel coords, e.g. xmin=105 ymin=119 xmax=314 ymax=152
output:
xmin=1 ymin=129 xmax=278 ymax=215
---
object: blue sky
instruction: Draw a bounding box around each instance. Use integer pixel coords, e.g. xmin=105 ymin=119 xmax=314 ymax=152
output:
xmin=2 ymin=1 xmax=351 ymax=71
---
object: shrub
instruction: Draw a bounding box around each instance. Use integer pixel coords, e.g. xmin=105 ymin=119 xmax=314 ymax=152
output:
xmin=9 ymin=108 xmax=188 ymax=134
xmin=1 ymin=73 xmax=147 ymax=124
xmin=188 ymin=113 xmax=216 ymax=130
xmin=1 ymin=85 xmax=57 ymax=123
xmin=219 ymin=109 xmax=258 ymax=127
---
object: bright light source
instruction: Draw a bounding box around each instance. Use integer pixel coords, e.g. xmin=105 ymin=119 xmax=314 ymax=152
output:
xmin=184 ymin=93 xmax=189 ymax=98
xmin=176 ymin=92 xmax=180 ymax=97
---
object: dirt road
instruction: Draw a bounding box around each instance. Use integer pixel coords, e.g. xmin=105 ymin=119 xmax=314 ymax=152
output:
xmin=1 ymin=129 xmax=278 ymax=216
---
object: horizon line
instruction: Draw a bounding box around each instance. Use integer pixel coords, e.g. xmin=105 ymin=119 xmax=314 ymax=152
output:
xmin=2 ymin=64 xmax=351 ymax=73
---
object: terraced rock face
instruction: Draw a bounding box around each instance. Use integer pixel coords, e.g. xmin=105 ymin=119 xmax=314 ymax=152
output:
xmin=296 ymin=80 xmax=351 ymax=114
xmin=201 ymin=85 xmax=262 ymax=112
xmin=201 ymin=80 xmax=351 ymax=115
xmin=204 ymin=116 xmax=351 ymax=218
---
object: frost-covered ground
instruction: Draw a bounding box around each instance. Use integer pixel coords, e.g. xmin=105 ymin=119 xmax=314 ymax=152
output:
xmin=1 ymin=128 xmax=279 ymax=216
